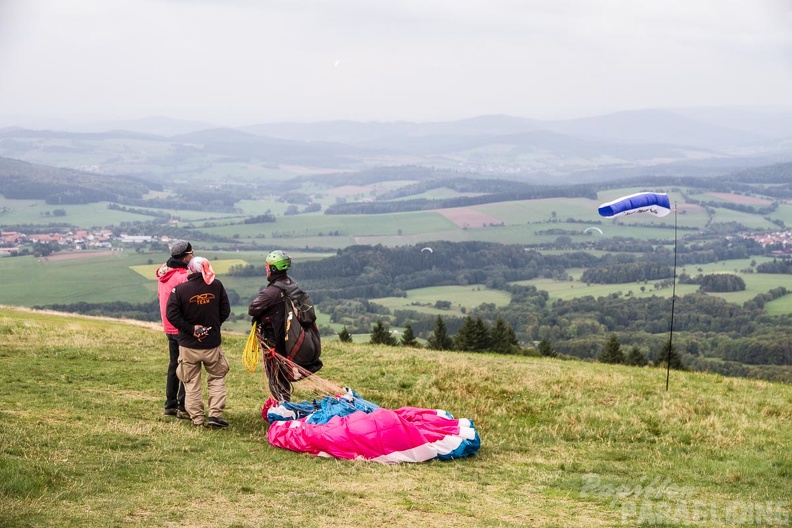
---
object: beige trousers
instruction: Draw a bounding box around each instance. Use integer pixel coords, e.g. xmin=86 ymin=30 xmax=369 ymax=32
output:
xmin=177 ymin=345 xmax=230 ymax=425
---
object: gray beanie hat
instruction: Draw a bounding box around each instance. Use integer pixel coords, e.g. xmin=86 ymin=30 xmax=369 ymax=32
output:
xmin=170 ymin=240 xmax=192 ymax=258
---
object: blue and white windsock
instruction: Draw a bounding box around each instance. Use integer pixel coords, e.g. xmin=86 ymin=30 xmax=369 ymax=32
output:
xmin=598 ymin=192 xmax=671 ymax=218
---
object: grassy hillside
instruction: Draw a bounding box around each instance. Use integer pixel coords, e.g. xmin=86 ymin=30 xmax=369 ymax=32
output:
xmin=1 ymin=307 xmax=790 ymax=528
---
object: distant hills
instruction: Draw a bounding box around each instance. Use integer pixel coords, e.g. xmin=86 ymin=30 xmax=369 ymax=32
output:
xmin=237 ymin=109 xmax=785 ymax=149
xmin=1 ymin=106 xmax=791 ymax=183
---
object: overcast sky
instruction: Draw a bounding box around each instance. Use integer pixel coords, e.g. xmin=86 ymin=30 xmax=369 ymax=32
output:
xmin=1 ymin=0 xmax=791 ymax=126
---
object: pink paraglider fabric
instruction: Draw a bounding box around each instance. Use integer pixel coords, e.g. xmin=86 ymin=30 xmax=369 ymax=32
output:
xmin=265 ymin=399 xmax=480 ymax=464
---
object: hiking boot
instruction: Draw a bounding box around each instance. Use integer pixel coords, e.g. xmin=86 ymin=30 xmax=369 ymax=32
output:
xmin=176 ymin=410 xmax=190 ymax=420
xmin=207 ymin=417 xmax=229 ymax=428
xmin=192 ymin=421 xmax=204 ymax=427
xmin=163 ymin=408 xmax=178 ymax=417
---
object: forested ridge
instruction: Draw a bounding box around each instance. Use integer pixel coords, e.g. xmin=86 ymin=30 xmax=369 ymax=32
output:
xmin=0 ymin=156 xmax=152 ymax=204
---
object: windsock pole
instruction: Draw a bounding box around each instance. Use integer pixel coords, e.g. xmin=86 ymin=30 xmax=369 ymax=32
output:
xmin=666 ymin=203 xmax=678 ymax=391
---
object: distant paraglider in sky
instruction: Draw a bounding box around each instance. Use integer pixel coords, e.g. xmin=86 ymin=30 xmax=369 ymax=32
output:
xmin=583 ymin=227 xmax=603 ymax=235
xmin=598 ymin=192 xmax=671 ymax=218
xmin=421 ymin=247 xmax=433 ymax=253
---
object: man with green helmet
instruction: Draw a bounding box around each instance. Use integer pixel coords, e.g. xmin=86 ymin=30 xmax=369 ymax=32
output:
xmin=248 ymin=250 xmax=322 ymax=401
xmin=265 ymin=250 xmax=291 ymax=272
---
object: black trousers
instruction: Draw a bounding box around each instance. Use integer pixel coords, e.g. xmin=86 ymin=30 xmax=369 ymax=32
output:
xmin=165 ymin=333 xmax=186 ymax=410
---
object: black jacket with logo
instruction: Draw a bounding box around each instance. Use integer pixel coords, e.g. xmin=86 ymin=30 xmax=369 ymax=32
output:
xmin=166 ymin=273 xmax=231 ymax=349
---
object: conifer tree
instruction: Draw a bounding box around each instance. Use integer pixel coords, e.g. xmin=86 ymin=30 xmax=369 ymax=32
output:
xmin=656 ymin=341 xmax=684 ymax=370
xmin=428 ymin=315 xmax=453 ymax=350
xmin=599 ymin=334 xmax=625 ymax=364
xmin=625 ymin=345 xmax=648 ymax=366
xmin=455 ymin=316 xmax=480 ymax=351
xmin=338 ymin=326 xmax=353 ymax=343
xmin=370 ymin=319 xmax=397 ymax=346
xmin=454 ymin=316 xmax=493 ymax=352
xmin=472 ymin=316 xmax=490 ymax=351
xmin=491 ymin=316 xmax=519 ymax=354
xmin=538 ymin=338 xmax=556 ymax=357
xmin=400 ymin=323 xmax=419 ymax=347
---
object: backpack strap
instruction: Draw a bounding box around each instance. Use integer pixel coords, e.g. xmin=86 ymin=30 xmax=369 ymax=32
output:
xmin=287 ymin=318 xmax=306 ymax=361
xmin=275 ymin=284 xmax=305 ymax=361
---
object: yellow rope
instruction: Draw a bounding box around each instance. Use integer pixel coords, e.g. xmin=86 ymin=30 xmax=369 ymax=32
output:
xmin=242 ymin=324 xmax=259 ymax=373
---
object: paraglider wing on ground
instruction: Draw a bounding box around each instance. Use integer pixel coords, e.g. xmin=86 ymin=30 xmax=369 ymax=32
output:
xmin=263 ymin=392 xmax=480 ymax=463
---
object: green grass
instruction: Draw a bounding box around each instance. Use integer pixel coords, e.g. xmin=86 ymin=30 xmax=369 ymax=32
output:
xmin=513 ymin=275 xmax=700 ymax=302
xmin=393 ymin=188 xmax=486 ymax=201
xmin=0 ymin=306 xmax=790 ymax=527
xmin=0 ymin=252 xmax=159 ymax=305
xmin=765 ymin=293 xmax=792 ymax=315
xmin=0 ymin=199 xmax=245 ymax=226
xmin=0 ymin=201 xmax=154 ymax=226
xmin=200 ymin=210 xmax=459 ymax=239
xmin=769 ymin=203 xmax=792 ymax=225
xmin=371 ymin=285 xmax=512 ymax=315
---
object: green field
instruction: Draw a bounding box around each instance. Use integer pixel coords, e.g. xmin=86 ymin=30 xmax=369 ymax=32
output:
xmin=0 ymin=200 xmax=156 ymax=226
xmin=200 ymin=210 xmax=459 ymax=239
xmin=513 ymin=275 xmax=699 ymax=302
xmin=0 ymin=199 xmax=245 ymax=226
xmin=769 ymin=203 xmax=792 ymax=225
xmin=511 ymin=258 xmax=792 ymax=310
xmin=370 ymin=285 xmax=512 ymax=316
xmin=1 ymin=307 xmax=790 ymax=527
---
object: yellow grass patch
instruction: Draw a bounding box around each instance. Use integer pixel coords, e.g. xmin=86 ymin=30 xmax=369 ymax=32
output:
xmin=130 ymin=259 xmax=249 ymax=279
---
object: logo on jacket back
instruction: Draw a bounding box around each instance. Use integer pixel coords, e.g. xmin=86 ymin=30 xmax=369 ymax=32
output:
xmin=190 ymin=293 xmax=216 ymax=305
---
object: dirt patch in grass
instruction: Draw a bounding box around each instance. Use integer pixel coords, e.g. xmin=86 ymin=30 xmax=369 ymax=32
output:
xmin=40 ymin=250 xmax=117 ymax=262
xmin=433 ymin=207 xmax=502 ymax=228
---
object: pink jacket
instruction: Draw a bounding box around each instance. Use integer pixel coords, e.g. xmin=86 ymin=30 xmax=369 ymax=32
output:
xmin=156 ymin=263 xmax=190 ymax=334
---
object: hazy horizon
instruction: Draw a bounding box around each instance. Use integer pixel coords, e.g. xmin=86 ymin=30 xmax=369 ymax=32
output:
xmin=1 ymin=1 xmax=791 ymax=128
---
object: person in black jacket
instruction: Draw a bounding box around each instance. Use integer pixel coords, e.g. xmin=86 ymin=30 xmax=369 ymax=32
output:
xmin=248 ymin=250 xmax=294 ymax=401
xmin=166 ymin=257 xmax=231 ymax=428
xmin=248 ymin=250 xmax=322 ymax=402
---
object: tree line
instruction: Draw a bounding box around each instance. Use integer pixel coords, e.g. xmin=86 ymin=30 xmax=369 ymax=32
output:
xmin=359 ymin=317 xmax=691 ymax=375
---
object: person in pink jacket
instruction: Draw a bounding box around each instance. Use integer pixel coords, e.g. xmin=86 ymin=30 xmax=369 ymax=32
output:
xmin=155 ymin=240 xmax=194 ymax=418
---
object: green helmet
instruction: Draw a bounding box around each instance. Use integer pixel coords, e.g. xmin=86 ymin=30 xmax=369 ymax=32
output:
xmin=265 ymin=250 xmax=291 ymax=272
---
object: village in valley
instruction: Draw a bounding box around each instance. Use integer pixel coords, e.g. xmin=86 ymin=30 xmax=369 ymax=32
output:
xmin=740 ymin=230 xmax=792 ymax=257
xmin=0 ymin=228 xmax=174 ymax=257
